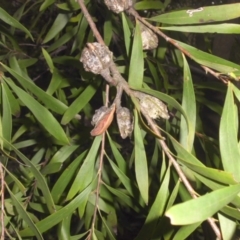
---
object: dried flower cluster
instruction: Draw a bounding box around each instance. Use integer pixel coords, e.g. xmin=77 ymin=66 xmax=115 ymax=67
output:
xmin=116 ymin=107 xmax=133 ymax=139
xmin=80 ymin=43 xmax=112 ymax=74
xmin=140 ymin=23 xmax=158 ymax=50
xmin=104 ymin=0 xmax=132 ymax=13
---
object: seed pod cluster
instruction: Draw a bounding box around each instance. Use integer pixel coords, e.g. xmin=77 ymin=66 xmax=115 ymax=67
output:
xmin=91 ymin=104 xmax=116 ymax=136
xmin=80 ymin=42 xmax=112 ymax=74
xmin=140 ymin=23 xmax=158 ymax=50
xmin=104 ymin=0 xmax=132 ymax=13
xmin=139 ymin=93 xmax=169 ymax=119
xmin=116 ymin=107 xmax=133 ymax=139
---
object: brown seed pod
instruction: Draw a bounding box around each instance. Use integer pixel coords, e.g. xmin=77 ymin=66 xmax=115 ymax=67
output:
xmin=116 ymin=107 xmax=133 ymax=139
xmin=138 ymin=93 xmax=169 ymax=119
xmin=90 ymin=104 xmax=116 ymax=136
xmin=80 ymin=42 xmax=112 ymax=74
xmin=140 ymin=23 xmax=158 ymax=50
xmin=104 ymin=0 xmax=132 ymax=13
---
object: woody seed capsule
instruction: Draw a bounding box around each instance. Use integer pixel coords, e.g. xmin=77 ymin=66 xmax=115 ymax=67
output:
xmin=139 ymin=93 xmax=169 ymax=119
xmin=140 ymin=23 xmax=158 ymax=50
xmin=116 ymin=107 xmax=133 ymax=139
xmin=80 ymin=43 xmax=112 ymax=74
xmin=104 ymin=0 xmax=132 ymax=13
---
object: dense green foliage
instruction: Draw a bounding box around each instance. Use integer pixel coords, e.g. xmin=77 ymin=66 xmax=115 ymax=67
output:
xmin=1 ymin=0 xmax=240 ymax=239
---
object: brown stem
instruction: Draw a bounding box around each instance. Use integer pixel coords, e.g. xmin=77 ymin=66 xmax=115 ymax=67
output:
xmin=88 ymin=85 xmax=110 ymax=240
xmin=0 ymin=163 xmax=5 ymax=240
xmin=127 ymin=7 xmax=227 ymax=84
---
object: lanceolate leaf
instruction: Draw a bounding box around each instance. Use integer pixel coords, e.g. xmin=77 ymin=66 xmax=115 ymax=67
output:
xmin=149 ymin=3 xmax=240 ymax=25
xmin=134 ymin=110 xmax=149 ymax=205
xmin=128 ymin=20 xmax=144 ymax=88
xmin=2 ymin=139 xmax=56 ymax=214
xmin=135 ymin=165 xmax=170 ymax=240
xmin=66 ymin=136 xmax=102 ymax=200
xmin=161 ymin=24 xmax=240 ymax=34
xmin=180 ymin=55 xmax=196 ymax=151
xmin=19 ymin=184 xmax=92 ymax=237
xmin=43 ymin=13 xmax=72 ymax=43
xmin=1 ymin=83 xmax=12 ymax=142
xmin=5 ymin=185 xmax=43 ymax=240
xmin=61 ymin=82 xmax=99 ymax=125
xmin=166 ymin=184 xmax=240 ymax=225
xmin=0 ymin=7 xmax=33 ymax=40
xmin=1 ymin=63 xmax=68 ymax=115
xmin=6 ymin=81 xmax=69 ymax=145
xmin=220 ymin=82 xmax=240 ymax=182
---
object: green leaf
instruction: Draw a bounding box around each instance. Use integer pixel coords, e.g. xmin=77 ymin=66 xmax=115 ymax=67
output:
xmin=128 ymin=20 xmax=144 ymax=88
xmin=46 ymin=69 xmax=64 ymax=95
xmin=107 ymin=132 xmax=127 ymax=173
xmin=6 ymin=81 xmax=69 ymax=145
xmin=41 ymin=162 xmax=62 ymax=175
xmin=166 ymin=184 xmax=240 ymax=225
xmin=1 ymin=63 xmax=68 ymax=115
xmin=42 ymin=48 xmax=54 ymax=72
xmin=51 ymin=150 xmax=87 ymax=203
xmin=220 ymin=82 xmax=240 ymax=182
xmin=104 ymin=19 xmax=113 ymax=46
xmin=175 ymin=41 xmax=240 ymax=75
xmin=61 ymin=83 xmax=98 ymax=125
xmin=0 ymin=7 xmax=33 ymax=40
xmin=135 ymin=165 xmax=170 ymax=240
xmin=47 ymin=26 xmax=78 ymax=52
xmin=173 ymin=223 xmax=201 ymax=240
xmin=1 ymin=83 xmax=12 ymax=142
xmin=218 ymin=213 xmax=236 ymax=240
xmin=2 ymin=139 xmax=56 ymax=214
xmin=105 ymin=154 xmax=133 ymax=196
xmin=134 ymin=1 xmax=164 ymax=10
xmin=161 ymin=23 xmax=240 ymax=34
xmin=6 ymin=185 xmax=43 ymax=240
xmin=3 ymin=165 xmax=26 ymax=194
xmin=121 ymin=13 xmax=131 ymax=56
xmin=43 ymin=13 xmax=72 ymax=43
xmin=50 ymin=145 xmax=79 ymax=164
xmin=56 ymin=0 xmax=80 ymax=11
xmin=168 ymin=133 xmax=236 ymax=185
xmin=149 ymin=3 xmax=240 ymax=25
xmin=180 ymin=55 xmax=196 ymax=151
xmin=40 ymin=0 xmax=55 ymax=11
xmin=66 ymin=136 xmax=102 ymax=200
xmin=134 ymin=110 xmax=148 ymax=205
xmin=2 ymin=82 xmax=20 ymax=117
xmin=20 ymin=184 xmax=92 ymax=237
xmin=104 ymin=184 xmax=134 ymax=208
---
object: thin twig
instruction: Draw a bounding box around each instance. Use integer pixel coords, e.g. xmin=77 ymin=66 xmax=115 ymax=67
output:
xmin=0 ymin=162 xmax=5 ymax=240
xmin=127 ymin=7 xmax=227 ymax=84
xmin=77 ymin=0 xmax=105 ymax=45
xmin=88 ymin=84 xmax=110 ymax=240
